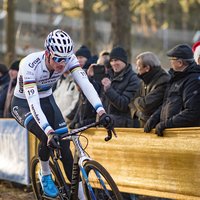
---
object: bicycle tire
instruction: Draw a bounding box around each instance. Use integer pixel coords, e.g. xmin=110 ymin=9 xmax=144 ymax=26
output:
xmin=83 ymin=160 xmax=123 ymax=200
xmin=30 ymin=155 xmax=68 ymax=200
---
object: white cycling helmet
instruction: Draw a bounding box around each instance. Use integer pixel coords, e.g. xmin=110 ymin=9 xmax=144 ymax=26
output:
xmin=44 ymin=29 xmax=74 ymax=58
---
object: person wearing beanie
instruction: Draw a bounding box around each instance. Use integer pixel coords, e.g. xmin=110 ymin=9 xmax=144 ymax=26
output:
xmin=75 ymin=44 xmax=98 ymax=69
xmin=109 ymin=45 xmax=128 ymax=65
xmin=192 ymin=41 xmax=200 ymax=64
xmin=0 ymin=63 xmax=10 ymax=118
xmin=144 ymin=44 xmax=200 ymax=137
xmin=87 ymin=45 xmax=141 ymax=129
xmin=4 ymin=60 xmax=20 ymax=118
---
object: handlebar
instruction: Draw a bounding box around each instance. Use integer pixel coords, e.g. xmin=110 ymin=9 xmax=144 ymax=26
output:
xmin=52 ymin=121 xmax=117 ymax=160
xmin=60 ymin=121 xmax=117 ymax=142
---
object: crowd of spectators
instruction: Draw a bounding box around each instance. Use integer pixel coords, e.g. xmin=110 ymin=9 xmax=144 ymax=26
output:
xmin=1 ymin=40 xmax=200 ymax=200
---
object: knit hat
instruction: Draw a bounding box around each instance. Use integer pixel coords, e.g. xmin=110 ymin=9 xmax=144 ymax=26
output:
xmin=166 ymin=44 xmax=194 ymax=60
xmin=75 ymin=44 xmax=91 ymax=59
xmin=192 ymin=41 xmax=200 ymax=64
xmin=0 ymin=63 xmax=8 ymax=75
xmin=109 ymin=46 xmax=127 ymax=64
xmin=10 ymin=60 xmax=20 ymax=71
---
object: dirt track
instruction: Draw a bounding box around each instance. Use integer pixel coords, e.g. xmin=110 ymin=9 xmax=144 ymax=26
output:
xmin=0 ymin=180 xmax=35 ymax=200
xmin=0 ymin=180 xmax=155 ymax=200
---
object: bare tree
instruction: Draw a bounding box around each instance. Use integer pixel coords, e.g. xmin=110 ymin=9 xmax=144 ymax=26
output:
xmin=110 ymin=0 xmax=131 ymax=61
xmin=82 ymin=0 xmax=96 ymax=53
xmin=4 ymin=0 xmax=15 ymax=66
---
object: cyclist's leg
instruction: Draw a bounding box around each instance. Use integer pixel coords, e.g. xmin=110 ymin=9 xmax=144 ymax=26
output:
xmin=47 ymin=95 xmax=73 ymax=182
xmin=11 ymin=96 xmax=58 ymax=197
xmin=60 ymin=140 xmax=73 ymax=182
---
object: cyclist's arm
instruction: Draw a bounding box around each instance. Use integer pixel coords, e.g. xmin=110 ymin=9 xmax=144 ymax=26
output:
xmin=22 ymin=64 xmax=53 ymax=135
xmin=69 ymin=65 xmax=105 ymax=116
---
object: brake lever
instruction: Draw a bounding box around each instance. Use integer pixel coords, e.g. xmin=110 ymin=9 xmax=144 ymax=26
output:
xmin=112 ymin=128 xmax=117 ymax=138
xmin=53 ymin=135 xmax=62 ymax=159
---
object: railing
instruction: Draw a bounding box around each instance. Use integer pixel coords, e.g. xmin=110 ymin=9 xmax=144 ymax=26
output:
xmin=28 ymin=127 xmax=200 ymax=199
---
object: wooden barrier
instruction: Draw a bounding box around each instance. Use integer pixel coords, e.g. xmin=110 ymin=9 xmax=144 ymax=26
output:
xmin=28 ymin=127 xmax=200 ymax=199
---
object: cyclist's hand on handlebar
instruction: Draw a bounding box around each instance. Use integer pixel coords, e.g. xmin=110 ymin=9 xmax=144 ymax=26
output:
xmin=47 ymin=132 xmax=62 ymax=150
xmin=99 ymin=113 xmax=115 ymax=131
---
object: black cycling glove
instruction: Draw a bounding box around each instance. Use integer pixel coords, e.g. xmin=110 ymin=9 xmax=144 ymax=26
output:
xmin=99 ymin=113 xmax=115 ymax=130
xmin=47 ymin=132 xmax=62 ymax=150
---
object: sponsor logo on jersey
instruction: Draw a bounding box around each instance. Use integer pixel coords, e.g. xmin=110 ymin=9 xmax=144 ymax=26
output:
xmin=28 ymin=57 xmax=41 ymax=70
xmin=12 ymin=106 xmax=23 ymax=124
xmin=59 ymin=122 xmax=66 ymax=127
xmin=19 ymin=75 xmax=23 ymax=93
xmin=26 ymin=71 xmax=34 ymax=75
xmin=51 ymin=75 xmax=60 ymax=79
xmin=24 ymin=111 xmax=31 ymax=117
xmin=37 ymin=83 xmax=54 ymax=92
xmin=31 ymin=104 xmax=40 ymax=123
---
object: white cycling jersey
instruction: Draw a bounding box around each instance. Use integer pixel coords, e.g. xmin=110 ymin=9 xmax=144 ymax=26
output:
xmin=14 ymin=51 xmax=104 ymax=134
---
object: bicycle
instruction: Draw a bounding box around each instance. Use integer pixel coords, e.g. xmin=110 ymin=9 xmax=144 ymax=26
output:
xmin=30 ymin=121 xmax=123 ymax=200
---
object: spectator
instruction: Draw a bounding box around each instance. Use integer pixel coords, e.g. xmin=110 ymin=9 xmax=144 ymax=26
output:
xmin=67 ymin=44 xmax=98 ymax=126
xmin=4 ymin=60 xmax=20 ymax=118
xmin=68 ymin=81 xmax=97 ymax=129
xmin=88 ymin=45 xmax=141 ymax=128
xmin=53 ymin=69 xmax=79 ymax=124
xmin=144 ymin=44 xmax=200 ymax=137
xmin=0 ymin=63 xmax=10 ymax=118
xmin=75 ymin=44 xmax=98 ymax=70
xmin=128 ymin=52 xmax=170 ymax=127
xmin=97 ymin=50 xmax=111 ymax=70
xmin=192 ymin=41 xmax=200 ymax=64
xmin=69 ymin=50 xmax=111 ymax=129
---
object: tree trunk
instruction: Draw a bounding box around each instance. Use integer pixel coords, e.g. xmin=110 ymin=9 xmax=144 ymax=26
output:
xmin=110 ymin=0 xmax=131 ymax=62
xmin=5 ymin=0 xmax=15 ymax=66
xmin=82 ymin=0 xmax=96 ymax=54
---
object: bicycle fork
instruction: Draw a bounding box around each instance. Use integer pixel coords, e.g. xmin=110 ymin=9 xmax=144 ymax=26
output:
xmin=70 ymin=135 xmax=96 ymax=200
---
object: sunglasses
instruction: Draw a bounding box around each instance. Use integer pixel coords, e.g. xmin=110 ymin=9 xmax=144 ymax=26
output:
xmin=52 ymin=56 xmax=70 ymax=63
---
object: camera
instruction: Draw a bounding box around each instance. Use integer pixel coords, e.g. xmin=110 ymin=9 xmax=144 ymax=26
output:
xmin=93 ymin=64 xmax=106 ymax=81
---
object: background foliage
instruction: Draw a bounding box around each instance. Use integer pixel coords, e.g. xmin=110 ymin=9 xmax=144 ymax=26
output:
xmin=1 ymin=0 xmax=200 ymax=68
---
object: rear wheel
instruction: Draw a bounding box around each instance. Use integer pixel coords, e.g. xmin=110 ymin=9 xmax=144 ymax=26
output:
xmin=83 ymin=160 xmax=123 ymax=200
xmin=30 ymin=155 xmax=69 ymax=200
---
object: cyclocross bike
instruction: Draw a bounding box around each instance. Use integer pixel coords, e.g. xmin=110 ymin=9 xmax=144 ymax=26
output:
xmin=30 ymin=121 xmax=123 ymax=200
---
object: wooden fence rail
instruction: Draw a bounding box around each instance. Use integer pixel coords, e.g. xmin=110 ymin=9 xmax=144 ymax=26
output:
xmin=28 ymin=127 xmax=200 ymax=199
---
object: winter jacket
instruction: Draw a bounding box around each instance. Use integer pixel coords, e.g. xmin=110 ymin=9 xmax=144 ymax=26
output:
xmin=53 ymin=73 xmax=79 ymax=122
xmin=68 ymin=92 xmax=96 ymax=129
xmin=0 ymin=72 xmax=10 ymax=117
xmin=66 ymin=55 xmax=98 ymax=126
xmin=101 ymin=64 xmax=140 ymax=127
xmin=150 ymin=62 xmax=200 ymax=129
xmin=128 ymin=66 xmax=170 ymax=127
xmin=83 ymin=55 xmax=98 ymax=70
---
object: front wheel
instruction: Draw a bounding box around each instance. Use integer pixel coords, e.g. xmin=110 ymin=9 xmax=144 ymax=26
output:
xmin=83 ymin=160 xmax=123 ymax=200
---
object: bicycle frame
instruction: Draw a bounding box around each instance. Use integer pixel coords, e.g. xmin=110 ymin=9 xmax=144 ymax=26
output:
xmin=51 ymin=122 xmax=117 ymax=200
xmin=51 ymin=134 xmax=98 ymax=200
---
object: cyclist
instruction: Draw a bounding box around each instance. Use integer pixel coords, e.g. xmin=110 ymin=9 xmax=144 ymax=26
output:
xmin=11 ymin=29 xmax=114 ymax=199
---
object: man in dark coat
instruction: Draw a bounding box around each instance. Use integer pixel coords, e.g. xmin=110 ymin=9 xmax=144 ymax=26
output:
xmin=128 ymin=52 xmax=170 ymax=127
xmin=144 ymin=44 xmax=200 ymax=136
xmin=0 ymin=63 xmax=10 ymax=118
xmin=68 ymin=44 xmax=98 ymax=128
xmin=88 ymin=46 xmax=141 ymax=128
